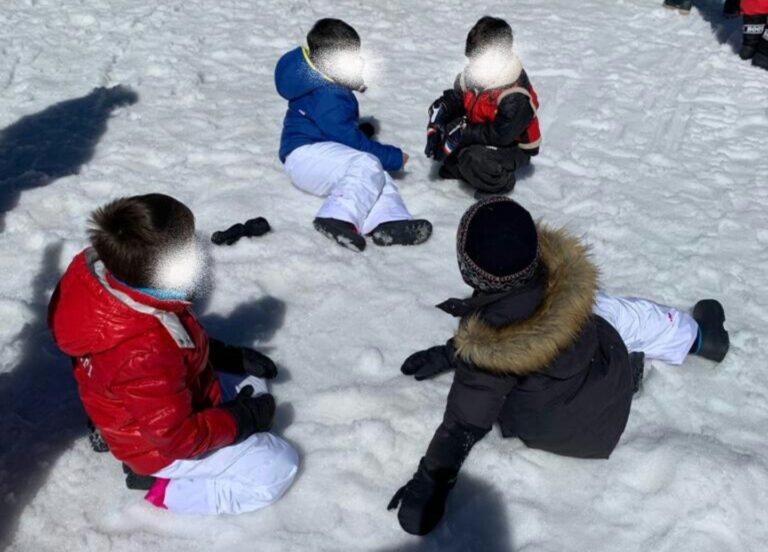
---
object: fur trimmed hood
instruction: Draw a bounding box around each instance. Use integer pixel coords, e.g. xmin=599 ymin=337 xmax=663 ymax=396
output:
xmin=454 ymin=225 xmax=599 ymax=375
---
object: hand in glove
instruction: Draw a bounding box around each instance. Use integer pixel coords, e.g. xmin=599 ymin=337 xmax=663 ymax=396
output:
xmin=220 ymin=385 xmax=276 ymax=442
xmin=388 ymin=458 xmax=457 ymax=536
xmin=437 ymin=117 xmax=466 ymax=161
xmin=425 ymin=91 xmax=464 ymax=158
xmin=242 ymin=347 xmax=278 ymax=379
xmin=400 ymin=341 xmax=457 ymax=381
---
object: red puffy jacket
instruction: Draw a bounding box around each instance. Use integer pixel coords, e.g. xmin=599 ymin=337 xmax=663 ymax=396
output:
xmin=742 ymin=0 xmax=768 ymax=14
xmin=48 ymin=249 xmax=238 ymax=475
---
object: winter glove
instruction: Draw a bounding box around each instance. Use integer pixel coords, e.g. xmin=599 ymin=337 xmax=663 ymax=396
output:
xmin=437 ymin=117 xmax=466 ymax=161
xmin=425 ymin=91 xmax=464 ymax=158
xmin=359 ymin=120 xmax=377 ymax=139
xmin=209 ymin=339 xmax=278 ymax=379
xmin=242 ymin=347 xmax=278 ymax=379
xmin=220 ymin=385 xmax=276 ymax=442
xmin=388 ymin=458 xmax=457 ymax=536
xmin=400 ymin=341 xmax=457 ymax=381
xmin=211 ymin=217 xmax=271 ymax=246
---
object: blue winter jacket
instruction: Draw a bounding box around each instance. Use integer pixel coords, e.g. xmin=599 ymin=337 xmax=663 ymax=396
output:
xmin=275 ymin=47 xmax=403 ymax=171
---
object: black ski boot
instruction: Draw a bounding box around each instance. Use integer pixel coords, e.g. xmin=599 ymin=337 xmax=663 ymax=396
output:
xmin=740 ymin=15 xmax=767 ymax=60
xmin=88 ymin=420 xmax=110 ymax=453
xmin=370 ymin=219 xmax=433 ymax=246
xmin=723 ymin=0 xmax=741 ymax=18
xmin=691 ymin=299 xmax=730 ymax=362
xmin=313 ymin=217 xmax=366 ymax=252
xmin=663 ymin=0 xmax=692 ymax=13
xmin=752 ymin=30 xmax=768 ymax=69
xmin=123 ymin=463 xmax=157 ymax=491
xmin=630 ymin=352 xmax=646 ymax=395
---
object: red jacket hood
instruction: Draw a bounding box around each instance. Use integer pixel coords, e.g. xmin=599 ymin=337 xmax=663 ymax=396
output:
xmin=49 ymin=249 xmax=191 ymax=357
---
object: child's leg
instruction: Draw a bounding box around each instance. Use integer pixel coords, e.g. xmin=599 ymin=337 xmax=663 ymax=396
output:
xmin=284 ymin=142 xmax=411 ymax=231
xmin=360 ymin=174 xmax=412 ymax=234
xmin=150 ymin=373 xmax=299 ymax=515
xmin=593 ymin=292 xmax=698 ymax=365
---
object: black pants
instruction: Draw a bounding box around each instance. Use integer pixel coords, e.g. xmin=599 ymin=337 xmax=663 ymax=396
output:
xmin=440 ymin=145 xmax=531 ymax=194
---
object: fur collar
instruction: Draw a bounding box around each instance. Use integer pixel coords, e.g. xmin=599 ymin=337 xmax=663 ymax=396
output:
xmin=454 ymin=225 xmax=599 ymax=375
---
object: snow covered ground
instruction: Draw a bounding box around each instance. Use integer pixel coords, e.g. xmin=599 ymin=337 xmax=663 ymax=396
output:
xmin=2 ymin=0 xmax=767 ymax=550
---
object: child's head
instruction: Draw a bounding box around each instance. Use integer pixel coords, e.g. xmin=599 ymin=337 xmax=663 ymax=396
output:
xmin=307 ymin=18 xmax=365 ymax=90
xmin=456 ymin=197 xmax=539 ymax=294
xmin=88 ymin=194 xmax=196 ymax=290
xmin=465 ymin=16 xmax=514 ymax=59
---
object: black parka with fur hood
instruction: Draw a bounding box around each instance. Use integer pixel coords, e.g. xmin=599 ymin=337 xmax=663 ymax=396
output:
xmin=422 ymin=226 xmax=634 ymax=476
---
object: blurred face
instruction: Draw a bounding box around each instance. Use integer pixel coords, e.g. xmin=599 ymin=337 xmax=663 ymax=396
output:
xmin=316 ymin=46 xmax=366 ymax=90
xmin=467 ymin=44 xmax=513 ymax=88
xmin=151 ymin=232 xmax=208 ymax=296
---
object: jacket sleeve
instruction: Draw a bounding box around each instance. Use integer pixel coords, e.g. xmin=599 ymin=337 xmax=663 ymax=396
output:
xmin=461 ymin=92 xmax=534 ymax=148
xmin=423 ymin=362 xmax=519 ymax=477
xmin=312 ymin=89 xmax=404 ymax=171
xmin=113 ymin=339 xmax=238 ymax=461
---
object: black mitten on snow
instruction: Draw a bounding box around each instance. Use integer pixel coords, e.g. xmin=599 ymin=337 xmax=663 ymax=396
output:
xmin=211 ymin=217 xmax=271 ymax=246
xmin=209 ymin=339 xmax=278 ymax=379
xmin=359 ymin=120 xmax=377 ymax=138
xmin=400 ymin=341 xmax=457 ymax=381
xmin=388 ymin=458 xmax=457 ymax=536
xmin=242 ymin=347 xmax=278 ymax=379
xmin=220 ymin=386 xmax=276 ymax=442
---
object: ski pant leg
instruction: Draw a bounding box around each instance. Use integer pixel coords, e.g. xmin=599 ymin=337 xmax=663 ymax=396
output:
xmin=151 ymin=373 xmax=299 ymax=515
xmin=454 ymin=145 xmax=530 ymax=193
xmin=284 ymin=142 xmax=411 ymax=232
xmin=593 ymin=291 xmax=699 ymax=365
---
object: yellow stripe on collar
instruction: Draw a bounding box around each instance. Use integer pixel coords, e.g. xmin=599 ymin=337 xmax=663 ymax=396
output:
xmin=302 ymin=47 xmax=334 ymax=83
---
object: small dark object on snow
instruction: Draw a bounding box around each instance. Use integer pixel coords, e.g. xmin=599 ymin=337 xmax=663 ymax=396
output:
xmin=630 ymin=351 xmax=645 ymax=394
xmin=359 ymin=121 xmax=376 ymax=138
xmin=370 ymin=219 xmax=433 ymax=247
xmin=211 ymin=217 xmax=271 ymax=246
xmin=88 ymin=420 xmax=110 ymax=452
xmin=313 ymin=217 xmax=367 ymax=252
xmin=123 ymin=463 xmax=157 ymax=490
xmin=691 ymin=299 xmax=730 ymax=362
xmin=662 ymin=0 xmax=693 ymax=12
xmin=388 ymin=458 xmax=456 ymax=536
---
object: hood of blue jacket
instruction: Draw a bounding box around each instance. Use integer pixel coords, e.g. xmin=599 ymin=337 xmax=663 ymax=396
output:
xmin=275 ymin=47 xmax=330 ymax=101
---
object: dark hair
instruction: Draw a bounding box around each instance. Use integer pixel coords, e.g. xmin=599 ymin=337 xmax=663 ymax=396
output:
xmin=465 ymin=16 xmax=514 ymax=57
xmin=307 ymin=18 xmax=361 ymax=57
xmin=88 ymin=193 xmax=195 ymax=288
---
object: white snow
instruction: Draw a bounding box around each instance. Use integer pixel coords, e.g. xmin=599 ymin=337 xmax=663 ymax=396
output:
xmin=2 ymin=0 xmax=768 ymax=550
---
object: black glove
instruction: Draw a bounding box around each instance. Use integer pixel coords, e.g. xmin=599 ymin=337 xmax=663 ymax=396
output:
xmin=425 ymin=91 xmax=463 ymax=158
xmin=400 ymin=341 xmax=457 ymax=381
xmin=435 ymin=117 xmax=466 ymax=161
xmin=359 ymin=121 xmax=377 ymax=139
xmin=242 ymin=347 xmax=278 ymax=379
xmin=388 ymin=458 xmax=457 ymax=536
xmin=220 ymin=386 xmax=276 ymax=442
xmin=211 ymin=217 xmax=271 ymax=246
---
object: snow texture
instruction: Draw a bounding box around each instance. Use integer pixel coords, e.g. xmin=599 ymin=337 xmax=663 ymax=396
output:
xmin=1 ymin=0 xmax=767 ymax=550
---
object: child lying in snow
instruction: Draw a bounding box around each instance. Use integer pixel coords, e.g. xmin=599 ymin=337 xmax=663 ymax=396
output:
xmin=48 ymin=194 xmax=298 ymax=514
xmin=275 ymin=18 xmax=432 ymax=252
xmin=388 ymin=197 xmax=729 ymax=535
xmin=426 ymin=16 xmax=541 ymax=197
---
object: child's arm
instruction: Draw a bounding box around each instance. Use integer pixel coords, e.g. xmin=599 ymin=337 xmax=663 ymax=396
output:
xmin=114 ymin=344 xmax=238 ymax=461
xmin=313 ymin=89 xmax=404 ymax=171
xmin=462 ymin=92 xmax=534 ymax=148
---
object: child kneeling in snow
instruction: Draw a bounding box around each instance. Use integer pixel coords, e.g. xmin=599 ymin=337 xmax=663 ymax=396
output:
xmin=48 ymin=194 xmax=298 ymax=514
xmin=426 ymin=16 xmax=541 ymax=197
xmin=388 ymin=197 xmax=729 ymax=535
xmin=275 ymin=18 xmax=432 ymax=252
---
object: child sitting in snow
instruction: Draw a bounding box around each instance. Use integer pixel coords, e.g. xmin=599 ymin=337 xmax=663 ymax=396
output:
xmin=48 ymin=194 xmax=298 ymax=514
xmin=275 ymin=18 xmax=432 ymax=252
xmin=388 ymin=197 xmax=729 ymax=535
xmin=426 ymin=16 xmax=541 ymax=197
xmin=740 ymin=0 xmax=768 ymax=68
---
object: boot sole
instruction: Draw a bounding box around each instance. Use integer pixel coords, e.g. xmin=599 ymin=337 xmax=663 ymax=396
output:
xmin=313 ymin=220 xmax=366 ymax=252
xmin=371 ymin=220 xmax=433 ymax=246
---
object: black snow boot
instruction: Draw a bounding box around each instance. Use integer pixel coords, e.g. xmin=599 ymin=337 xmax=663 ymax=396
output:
xmin=370 ymin=219 xmax=433 ymax=246
xmin=752 ymin=31 xmax=768 ymax=69
xmin=123 ymin=463 xmax=157 ymax=491
xmin=723 ymin=0 xmax=741 ymax=18
xmin=313 ymin=217 xmax=366 ymax=252
xmin=88 ymin=420 xmax=110 ymax=453
xmin=388 ymin=458 xmax=457 ymax=536
xmin=740 ymin=15 xmax=767 ymax=60
xmin=663 ymin=0 xmax=693 ymax=13
xmin=690 ymin=299 xmax=730 ymax=362
xmin=630 ymin=352 xmax=646 ymax=395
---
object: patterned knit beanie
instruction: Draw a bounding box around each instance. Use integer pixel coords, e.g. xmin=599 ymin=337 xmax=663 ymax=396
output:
xmin=456 ymin=197 xmax=539 ymax=293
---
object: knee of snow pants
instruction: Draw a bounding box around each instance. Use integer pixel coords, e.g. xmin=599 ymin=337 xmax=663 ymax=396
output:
xmin=455 ymin=145 xmax=529 ymax=193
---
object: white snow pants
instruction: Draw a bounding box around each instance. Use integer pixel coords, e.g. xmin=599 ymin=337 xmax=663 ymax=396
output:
xmin=284 ymin=142 xmax=412 ymax=234
xmin=594 ymin=292 xmax=699 ymax=365
xmin=152 ymin=373 xmax=299 ymax=515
